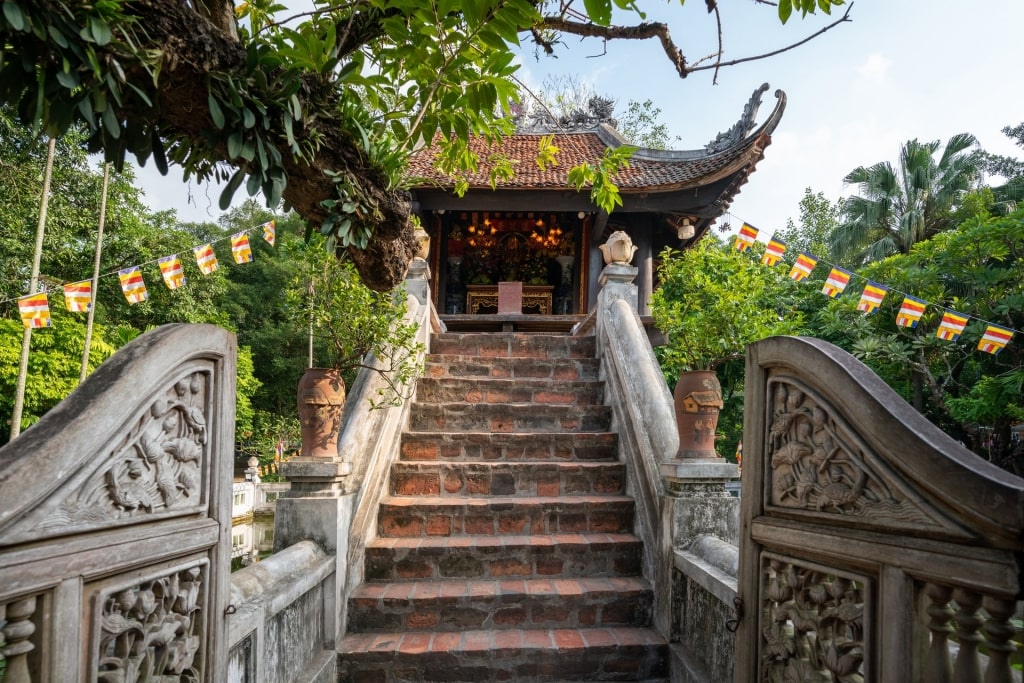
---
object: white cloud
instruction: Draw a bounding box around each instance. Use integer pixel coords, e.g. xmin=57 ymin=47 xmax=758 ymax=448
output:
xmin=856 ymin=53 xmax=891 ymax=81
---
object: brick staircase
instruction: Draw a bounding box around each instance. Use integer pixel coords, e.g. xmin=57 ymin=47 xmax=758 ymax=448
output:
xmin=338 ymin=332 xmax=668 ymax=682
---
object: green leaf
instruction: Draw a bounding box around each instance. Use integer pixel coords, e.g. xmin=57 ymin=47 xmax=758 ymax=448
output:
xmin=219 ymin=167 xmax=246 ymax=210
xmin=336 ymin=59 xmax=359 ymax=82
xmin=56 ymin=69 xmax=80 ymax=89
xmin=208 ymin=94 xmax=225 ymax=129
xmin=778 ymin=0 xmax=793 ymax=24
xmin=151 ymin=131 xmax=168 ymax=174
xmin=583 ymin=0 xmax=612 ymax=26
xmin=102 ymin=106 xmax=120 ymax=138
xmin=89 ymin=18 xmax=112 ymax=46
xmin=3 ymin=2 xmax=25 ymax=31
xmin=227 ymin=131 xmax=243 ymax=159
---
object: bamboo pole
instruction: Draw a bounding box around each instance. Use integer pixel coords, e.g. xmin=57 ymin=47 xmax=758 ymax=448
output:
xmin=80 ymin=163 xmax=110 ymax=382
xmin=10 ymin=137 xmax=56 ymax=441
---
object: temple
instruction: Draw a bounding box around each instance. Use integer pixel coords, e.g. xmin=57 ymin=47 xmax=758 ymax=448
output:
xmin=408 ymin=83 xmax=786 ymax=326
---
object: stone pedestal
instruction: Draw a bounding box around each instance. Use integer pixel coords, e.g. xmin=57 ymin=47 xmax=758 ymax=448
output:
xmin=275 ymin=454 xmax=357 ymax=647
xmin=661 ymin=459 xmax=740 ymax=549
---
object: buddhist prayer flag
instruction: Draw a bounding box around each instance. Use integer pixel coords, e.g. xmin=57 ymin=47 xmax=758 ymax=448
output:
xmin=63 ymin=281 xmax=92 ymax=312
xmin=788 ymin=252 xmax=818 ymax=281
xmin=733 ymin=223 xmax=759 ymax=252
xmin=896 ymin=295 xmax=926 ymax=328
xmin=821 ymin=267 xmax=852 ymax=298
xmin=158 ymin=254 xmax=186 ymax=290
xmin=193 ymin=243 xmax=219 ymax=274
xmin=18 ymin=292 xmax=51 ymax=328
xmin=978 ymin=324 xmax=1014 ymax=355
xmin=262 ymin=220 xmax=276 ymax=246
xmin=761 ymin=236 xmax=787 ymax=266
xmin=118 ymin=266 xmax=148 ymax=304
xmin=231 ymin=232 xmax=253 ymax=264
xmin=936 ymin=310 xmax=969 ymax=341
xmin=856 ymin=282 xmax=887 ymax=315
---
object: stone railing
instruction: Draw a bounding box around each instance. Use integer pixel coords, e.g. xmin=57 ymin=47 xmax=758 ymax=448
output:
xmin=586 ymin=252 xmax=741 ymax=680
xmin=735 ymin=335 xmax=1024 ymax=682
xmin=0 ymin=324 xmax=236 ymax=682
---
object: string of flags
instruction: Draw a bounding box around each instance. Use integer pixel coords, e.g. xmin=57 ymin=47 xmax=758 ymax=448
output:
xmin=13 ymin=220 xmax=276 ymax=329
xmin=732 ymin=221 xmax=1019 ymax=356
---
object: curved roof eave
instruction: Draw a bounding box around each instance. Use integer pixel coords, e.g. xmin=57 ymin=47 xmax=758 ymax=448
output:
xmin=598 ymin=85 xmax=787 ymax=163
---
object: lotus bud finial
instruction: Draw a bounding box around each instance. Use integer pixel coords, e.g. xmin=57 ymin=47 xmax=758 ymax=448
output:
xmin=599 ymin=231 xmax=637 ymax=265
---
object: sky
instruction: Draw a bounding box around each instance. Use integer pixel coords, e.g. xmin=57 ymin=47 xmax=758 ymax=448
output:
xmin=133 ymin=1 xmax=1024 ymax=237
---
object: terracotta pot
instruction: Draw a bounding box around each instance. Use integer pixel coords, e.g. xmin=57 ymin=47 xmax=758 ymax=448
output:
xmin=297 ymin=368 xmax=346 ymax=459
xmin=673 ymin=370 xmax=724 ymax=459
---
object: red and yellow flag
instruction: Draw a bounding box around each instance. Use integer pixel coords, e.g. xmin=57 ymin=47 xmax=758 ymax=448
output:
xmin=821 ymin=267 xmax=852 ymax=298
xmin=63 ymin=281 xmax=92 ymax=312
xmin=193 ymin=243 xmax=219 ymax=275
xmin=733 ymin=223 xmax=759 ymax=252
xmin=118 ymin=266 xmax=149 ymax=304
xmin=18 ymin=292 xmax=51 ymax=328
xmin=788 ymin=252 xmax=818 ymax=281
xmin=936 ymin=310 xmax=968 ymax=341
xmin=231 ymin=232 xmax=253 ymax=264
xmin=761 ymin=236 xmax=787 ymax=266
xmin=158 ymin=254 xmax=186 ymax=290
xmin=896 ymin=295 xmax=926 ymax=328
xmin=977 ymin=324 xmax=1013 ymax=354
xmin=856 ymin=282 xmax=887 ymax=315
xmin=262 ymin=220 xmax=276 ymax=246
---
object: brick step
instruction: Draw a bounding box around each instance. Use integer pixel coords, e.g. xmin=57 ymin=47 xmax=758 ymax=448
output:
xmin=364 ymin=533 xmax=643 ymax=582
xmin=378 ymin=495 xmax=635 ymax=538
xmin=390 ymin=461 xmax=625 ymax=497
xmin=415 ymin=377 xmax=604 ymax=406
xmin=424 ymin=356 xmax=600 ymax=381
xmin=400 ymin=432 xmax=618 ymax=463
xmin=430 ymin=333 xmax=596 ymax=360
xmin=337 ymin=626 xmax=668 ymax=682
xmin=347 ymin=577 xmax=654 ymax=633
xmin=409 ymin=403 xmax=612 ymax=433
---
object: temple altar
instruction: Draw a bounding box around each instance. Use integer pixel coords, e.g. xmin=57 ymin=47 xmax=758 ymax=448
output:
xmin=466 ymin=285 xmax=553 ymax=315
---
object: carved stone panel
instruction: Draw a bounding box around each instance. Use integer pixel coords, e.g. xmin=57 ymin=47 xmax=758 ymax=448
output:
xmin=764 ymin=377 xmax=970 ymax=539
xmin=7 ymin=370 xmax=212 ymax=542
xmin=759 ymin=553 xmax=869 ymax=683
xmin=90 ymin=559 xmax=209 ymax=683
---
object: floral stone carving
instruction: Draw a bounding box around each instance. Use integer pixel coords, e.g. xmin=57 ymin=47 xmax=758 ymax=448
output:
xmin=765 ymin=378 xmax=943 ymax=530
xmin=761 ymin=556 xmax=867 ymax=683
xmin=96 ymin=563 xmax=206 ymax=682
xmin=39 ymin=372 xmax=209 ymax=532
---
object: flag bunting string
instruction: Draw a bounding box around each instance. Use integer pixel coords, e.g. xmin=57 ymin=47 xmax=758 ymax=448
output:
xmin=724 ymin=216 xmax=1021 ymax=355
xmin=3 ymin=220 xmax=276 ymax=327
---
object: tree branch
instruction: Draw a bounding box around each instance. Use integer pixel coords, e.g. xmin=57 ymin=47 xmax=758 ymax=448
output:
xmin=688 ymin=2 xmax=854 ymax=74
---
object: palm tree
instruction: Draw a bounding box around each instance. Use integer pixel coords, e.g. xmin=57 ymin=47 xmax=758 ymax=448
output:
xmin=829 ymin=134 xmax=980 ymax=264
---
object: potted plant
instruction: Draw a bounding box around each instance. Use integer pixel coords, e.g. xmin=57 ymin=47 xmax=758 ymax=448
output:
xmin=287 ymin=237 xmax=423 ymax=459
xmin=650 ymin=237 xmax=801 ymax=459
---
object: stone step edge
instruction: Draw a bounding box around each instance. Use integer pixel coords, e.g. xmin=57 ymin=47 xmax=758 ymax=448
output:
xmin=391 ymin=460 xmax=623 ymax=469
xmin=380 ymin=494 xmax=634 ymax=507
xmin=350 ymin=576 xmax=651 ymax=600
xmin=338 ymin=625 xmax=667 ymax=655
xmin=366 ymin=532 xmax=641 ymax=551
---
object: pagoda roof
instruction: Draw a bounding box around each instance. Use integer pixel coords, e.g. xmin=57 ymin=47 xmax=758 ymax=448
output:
xmin=408 ymin=83 xmax=786 ymax=200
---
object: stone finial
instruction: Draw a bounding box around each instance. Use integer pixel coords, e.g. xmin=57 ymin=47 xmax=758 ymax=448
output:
xmin=413 ymin=225 xmax=431 ymax=260
xmin=599 ymin=231 xmax=637 ymax=265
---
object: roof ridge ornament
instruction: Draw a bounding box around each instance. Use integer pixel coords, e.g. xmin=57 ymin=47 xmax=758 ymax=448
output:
xmin=703 ymin=83 xmax=771 ymax=154
xmin=513 ymin=95 xmax=619 ymax=134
